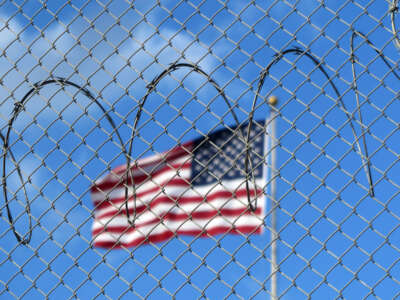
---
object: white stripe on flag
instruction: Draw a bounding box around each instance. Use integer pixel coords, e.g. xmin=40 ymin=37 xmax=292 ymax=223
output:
xmin=93 ymin=214 xmax=263 ymax=247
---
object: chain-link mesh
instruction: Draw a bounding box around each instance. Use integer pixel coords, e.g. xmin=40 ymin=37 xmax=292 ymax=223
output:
xmin=1 ymin=0 xmax=400 ymax=299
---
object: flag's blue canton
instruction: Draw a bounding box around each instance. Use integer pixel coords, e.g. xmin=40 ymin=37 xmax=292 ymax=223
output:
xmin=191 ymin=122 xmax=265 ymax=186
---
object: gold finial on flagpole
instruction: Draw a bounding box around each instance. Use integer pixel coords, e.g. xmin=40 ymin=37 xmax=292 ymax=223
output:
xmin=268 ymin=95 xmax=278 ymax=106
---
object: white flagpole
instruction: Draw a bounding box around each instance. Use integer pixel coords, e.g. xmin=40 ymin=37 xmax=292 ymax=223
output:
xmin=268 ymin=95 xmax=278 ymax=300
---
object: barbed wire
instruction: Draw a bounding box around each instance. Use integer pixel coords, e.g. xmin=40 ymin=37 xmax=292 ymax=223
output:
xmin=0 ymin=132 xmax=31 ymax=244
xmin=0 ymin=4 xmax=400 ymax=246
xmin=1 ymin=65 xmax=257 ymax=240
xmin=2 ymin=77 xmax=129 ymax=244
xmin=2 ymin=30 xmax=400 ymax=242
xmin=247 ymin=46 xmax=377 ymax=200
xmin=350 ymin=30 xmax=400 ymax=196
xmin=126 ymin=62 xmax=253 ymax=222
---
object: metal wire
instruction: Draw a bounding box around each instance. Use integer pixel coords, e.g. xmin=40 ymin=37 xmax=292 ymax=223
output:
xmin=126 ymin=62 xmax=246 ymax=223
xmin=3 ymin=77 xmax=129 ymax=244
xmin=247 ymin=47 xmax=375 ymax=197
xmin=0 ymin=1 xmax=400 ymax=299
xmin=350 ymin=30 xmax=400 ymax=197
xmin=0 ymin=132 xmax=31 ymax=244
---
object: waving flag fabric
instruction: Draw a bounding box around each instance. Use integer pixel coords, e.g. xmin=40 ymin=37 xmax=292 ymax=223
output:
xmin=91 ymin=121 xmax=268 ymax=248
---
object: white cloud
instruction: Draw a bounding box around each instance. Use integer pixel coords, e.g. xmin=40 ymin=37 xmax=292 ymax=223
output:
xmin=0 ymin=14 xmax=23 ymax=48
xmin=120 ymin=26 xmax=216 ymax=75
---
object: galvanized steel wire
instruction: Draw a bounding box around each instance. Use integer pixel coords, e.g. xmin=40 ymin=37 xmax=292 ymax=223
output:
xmin=1 ymin=1 xmax=400 ymax=299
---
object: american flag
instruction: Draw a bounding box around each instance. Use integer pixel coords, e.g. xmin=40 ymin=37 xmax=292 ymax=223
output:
xmin=91 ymin=121 xmax=268 ymax=248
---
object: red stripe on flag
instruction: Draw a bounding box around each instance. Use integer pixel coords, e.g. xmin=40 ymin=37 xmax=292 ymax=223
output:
xmin=93 ymin=225 xmax=262 ymax=249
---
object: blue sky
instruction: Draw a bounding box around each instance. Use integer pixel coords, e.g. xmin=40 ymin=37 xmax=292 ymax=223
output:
xmin=1 ymin=0 xmax=400 ymax=299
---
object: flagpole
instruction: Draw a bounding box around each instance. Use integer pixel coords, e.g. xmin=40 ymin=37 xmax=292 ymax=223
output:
xmin=268 ymin=95 xmax=278 ymax=300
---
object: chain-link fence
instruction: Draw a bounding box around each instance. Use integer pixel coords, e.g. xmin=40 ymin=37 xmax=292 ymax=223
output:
xmin=1 ymin=0 xmax=400 ymax=299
